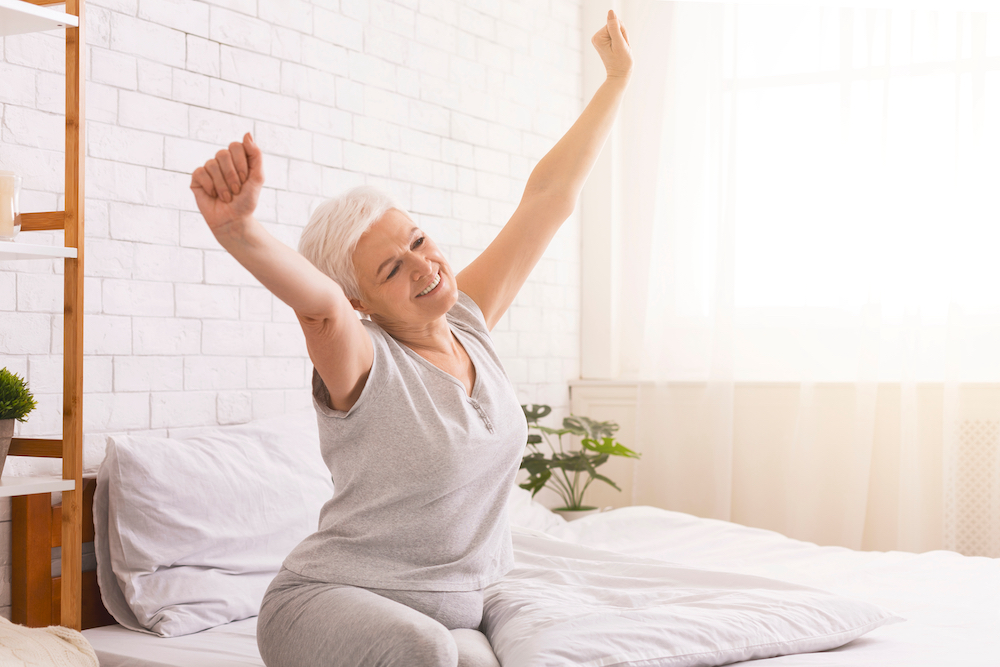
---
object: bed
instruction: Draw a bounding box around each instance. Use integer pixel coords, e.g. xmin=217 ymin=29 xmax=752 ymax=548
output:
xmin=14 ymin=409 xmax=1000 ymax=666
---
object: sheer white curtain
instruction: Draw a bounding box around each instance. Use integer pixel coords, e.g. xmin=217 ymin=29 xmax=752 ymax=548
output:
xmin=611 ymin=0 xmax=1000 ymax=554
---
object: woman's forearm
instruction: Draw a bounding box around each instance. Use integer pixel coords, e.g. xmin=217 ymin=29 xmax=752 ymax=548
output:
xmin=524 ymin=74 xmax=631 ymax=204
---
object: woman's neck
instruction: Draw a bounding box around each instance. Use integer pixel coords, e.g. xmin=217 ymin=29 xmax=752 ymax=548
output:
xmin=375 ymin=314 xmax=456 ymax=358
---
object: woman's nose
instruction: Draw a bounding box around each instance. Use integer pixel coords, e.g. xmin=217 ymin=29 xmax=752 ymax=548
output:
xmin=410 ymin=254 xmax=434 ymax=280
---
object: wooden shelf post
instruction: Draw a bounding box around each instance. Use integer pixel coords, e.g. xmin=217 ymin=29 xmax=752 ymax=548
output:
xmin=60 ymin=0 xmax=86 ymax=632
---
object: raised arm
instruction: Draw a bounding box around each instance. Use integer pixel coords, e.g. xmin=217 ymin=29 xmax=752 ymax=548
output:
xmin=190 ymin=134 xmax=373 ymax=411
xmin=457 ymin=10 xmax=633 ymax=329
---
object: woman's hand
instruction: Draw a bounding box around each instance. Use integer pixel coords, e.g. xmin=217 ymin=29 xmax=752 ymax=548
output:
xmin=592 ymin=9 xmax=633 ymax=79
xmin=190 ymin=133 xmax=264 ymax=234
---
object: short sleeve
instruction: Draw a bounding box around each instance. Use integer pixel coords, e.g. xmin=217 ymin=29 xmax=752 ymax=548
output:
xmin=448 ymin=291 xmax=489 ymax=334
xmin=311 ymin=321 xmax=388 ymax=420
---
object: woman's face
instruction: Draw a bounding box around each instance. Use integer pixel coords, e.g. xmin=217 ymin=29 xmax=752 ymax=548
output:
xmin=350 ymin=208 xmax=457 ymax=330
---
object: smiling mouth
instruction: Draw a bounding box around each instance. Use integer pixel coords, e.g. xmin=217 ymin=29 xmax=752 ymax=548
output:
xmin=417 ymin=272 xmax=441 ymax=297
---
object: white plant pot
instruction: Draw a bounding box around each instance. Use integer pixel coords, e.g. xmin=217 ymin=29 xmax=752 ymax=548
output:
xmin=0 ymin=419 xmax=13 ymax=478
xmin=552 ymin=507 xmax=601 ymax=522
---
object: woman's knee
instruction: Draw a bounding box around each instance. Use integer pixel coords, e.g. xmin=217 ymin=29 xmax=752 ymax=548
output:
xmin=257 ymin=582 xmax=337 ymax=667
xmin=450 ymin=629 xmax=500 ymax=667
xmin=395 ymin=617 xmax=459 ymax=667
xmin=257 ymin=580 xmax=460 ymax=667
xmin=256 ymin=596 xmax=300 ymax=667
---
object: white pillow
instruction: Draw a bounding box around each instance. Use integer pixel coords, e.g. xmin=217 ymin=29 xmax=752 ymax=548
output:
xmin=507 ymin=485 xmax=566 ymax=533
xmin=484 ymin=529 xmax=902 ymax=667
xmin=94 ymin=409 xmax=332 ymax=637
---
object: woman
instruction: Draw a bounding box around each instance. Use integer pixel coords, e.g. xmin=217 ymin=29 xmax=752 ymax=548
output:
xmin=190 ymin=11 xmax=632 ymax=667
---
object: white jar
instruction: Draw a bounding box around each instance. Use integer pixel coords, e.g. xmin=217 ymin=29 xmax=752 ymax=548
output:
xmin=0 ymin=171 xmax=22 ymax=240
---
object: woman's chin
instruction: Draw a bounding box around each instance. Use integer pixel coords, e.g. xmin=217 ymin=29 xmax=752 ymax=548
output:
xmin=418 ymin=278 xmax=458 ymax=315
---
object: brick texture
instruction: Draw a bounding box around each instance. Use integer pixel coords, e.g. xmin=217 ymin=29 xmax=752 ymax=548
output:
xmin=0 ymin=0 xmax=584 ymax=608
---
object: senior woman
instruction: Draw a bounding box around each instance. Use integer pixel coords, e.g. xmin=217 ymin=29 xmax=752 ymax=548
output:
xmin=190 ymin=10 xmax=632 ymax=667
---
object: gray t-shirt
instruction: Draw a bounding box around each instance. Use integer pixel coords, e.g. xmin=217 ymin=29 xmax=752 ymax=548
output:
xmin=282 ymin=292 xmax=527 ymax=591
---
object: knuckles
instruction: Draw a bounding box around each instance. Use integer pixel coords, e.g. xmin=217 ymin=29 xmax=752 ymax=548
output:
xmin=195 ymin=140 xmax=263 ymax=200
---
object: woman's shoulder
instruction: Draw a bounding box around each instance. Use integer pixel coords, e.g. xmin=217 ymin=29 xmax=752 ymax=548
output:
xmin=312 ymin=320 xmax=396 ymax=420
xmin=448 ymin=291 xmax=489 ymax=334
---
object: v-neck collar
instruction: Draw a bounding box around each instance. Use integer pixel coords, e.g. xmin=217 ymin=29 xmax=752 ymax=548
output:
xmin=398 ymin=321 xmax=480 ymax=399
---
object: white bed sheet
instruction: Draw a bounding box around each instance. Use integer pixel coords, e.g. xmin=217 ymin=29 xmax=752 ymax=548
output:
xmin=83 ymin=618 xmax=259 ymax=667
xmin=83 ymin=506 xmax=1000 ymax=667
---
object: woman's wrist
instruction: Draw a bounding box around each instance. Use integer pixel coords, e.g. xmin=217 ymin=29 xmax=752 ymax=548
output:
xmin=212 ymin=214 xmax=259 ymax=247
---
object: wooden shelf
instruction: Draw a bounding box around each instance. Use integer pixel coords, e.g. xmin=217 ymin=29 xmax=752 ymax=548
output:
xmin=0 ymin=0 xmax=77 ymax=37
xmin=0 ymin=475 xmax=74 ymax=499
xmin=5 ymin=0 xmax=85 ymax=631
xmin=0 ymin=241 xmax=77 ymax=261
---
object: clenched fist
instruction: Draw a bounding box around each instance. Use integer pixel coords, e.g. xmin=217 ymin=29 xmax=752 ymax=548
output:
xmin=190 ymin=133 xmax=265 ymax=233
xmin=592 ymin=9 xmax=633 ymax=79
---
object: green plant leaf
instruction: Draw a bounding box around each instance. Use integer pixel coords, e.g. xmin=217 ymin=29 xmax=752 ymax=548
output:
xmin=526 ymin=434 xmax=543 ymax=445
xmin=521 ymin=404 xmax=552 ymax=423
xmin=577 ymin=453 xmax=623 ymax=492
xmin=0 ymin=368 xmax=37 ymax=422
xmin=560 ymin=416 xmax=589 ymax=436
xmin=581 ymin=437 xmax=640 ymax=459
xmin=552 ymin=452 xmax=592 ymax=472
xmin=565 ymin=415 xmax=619 ymax=439
xmin=590 ymin=452 xmax=610 ymax=467
xmin=519 ymin=468 xmax=551 ymax=497
xmin=535 ymin=425 xmax=572 ymax=436
xmin=519 ymin=452 xmax=551 ymax=475
xmin=589 ymin=470 xmax=622 ymax=492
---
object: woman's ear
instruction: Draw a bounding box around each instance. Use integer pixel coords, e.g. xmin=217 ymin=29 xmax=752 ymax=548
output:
xmin=350 ymin=297 xmax=370 ymax=314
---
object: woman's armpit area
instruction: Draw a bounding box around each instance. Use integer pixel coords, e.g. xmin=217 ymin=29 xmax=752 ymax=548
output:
xmin=320 ymin=366 xmax=371 ymax=414
xmin=302 ymin=317 xmax=375 ymax=412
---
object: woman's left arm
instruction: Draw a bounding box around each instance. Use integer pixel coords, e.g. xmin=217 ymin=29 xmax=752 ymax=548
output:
xmin=457 ymin=10 xmax=633 ymax=330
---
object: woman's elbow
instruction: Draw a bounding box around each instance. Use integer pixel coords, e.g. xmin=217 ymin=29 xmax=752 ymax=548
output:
xmin=295 ymin=291 xmax=354 ymax=331
xmin=522 ymin=187 xmax=578 ymax=222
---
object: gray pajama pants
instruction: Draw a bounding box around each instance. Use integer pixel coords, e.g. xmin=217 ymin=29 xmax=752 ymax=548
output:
xmin=257 ymin=567 xmax=501 ymax=667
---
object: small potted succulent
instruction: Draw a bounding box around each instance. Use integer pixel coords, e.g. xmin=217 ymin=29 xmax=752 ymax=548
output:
xmin=520 ymin=404 xmax=640 ymax=520
xmin=0 ymin=368 xmax=37 ymax=478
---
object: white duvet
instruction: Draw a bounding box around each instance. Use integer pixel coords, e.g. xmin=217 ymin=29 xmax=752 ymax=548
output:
xmin=85 ymin=498 xmax=1000 ymax=667
xmin=485 ymin=528 xmax=897 ymax=667
xmin=547 ymin=506 xmax=1000 ymax=666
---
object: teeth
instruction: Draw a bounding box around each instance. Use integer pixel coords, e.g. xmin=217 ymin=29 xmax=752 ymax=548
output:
xmin=418 ymin=273 xmax=440 ymax=296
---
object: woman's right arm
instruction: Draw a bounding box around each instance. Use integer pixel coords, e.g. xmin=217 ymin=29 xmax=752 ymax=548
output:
xmin=190 ymin=133 xmax=373 ymax=411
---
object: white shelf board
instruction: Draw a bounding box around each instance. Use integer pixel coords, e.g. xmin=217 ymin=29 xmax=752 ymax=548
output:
xmin=0 ymin=475 xmax=74 ymax=498
xmin=0 ymin=0 xmax=76 ymax=37
xmin=0 ymin=240 xmax=77 ymax=261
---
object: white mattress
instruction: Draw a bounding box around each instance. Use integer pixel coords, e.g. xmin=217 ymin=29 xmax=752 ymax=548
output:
xmin=83 ymin=618 xmax=260 ymax=667
xmin=83 ymin=507 xmax=1000 ymax=666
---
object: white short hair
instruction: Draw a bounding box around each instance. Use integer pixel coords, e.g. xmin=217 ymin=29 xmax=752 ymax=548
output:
xmin=298 ymin=186 xmax=405 ymax=300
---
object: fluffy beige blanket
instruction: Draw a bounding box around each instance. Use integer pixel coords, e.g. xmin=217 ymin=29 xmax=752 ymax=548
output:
xmin=0 ymin=616 xmax=98 ymax=667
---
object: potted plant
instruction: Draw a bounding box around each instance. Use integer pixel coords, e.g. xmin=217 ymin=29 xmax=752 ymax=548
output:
xmin=519 ymin=404 xmax=640 ymax=521
xmin=0 ymin=368 xmax=37 ymax=478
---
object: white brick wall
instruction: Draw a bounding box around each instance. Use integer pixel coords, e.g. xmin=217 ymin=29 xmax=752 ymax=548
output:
xmin=0 ymin=0 xmax=584 ymax=618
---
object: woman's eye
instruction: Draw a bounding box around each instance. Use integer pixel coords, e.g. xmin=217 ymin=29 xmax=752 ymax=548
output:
xmin=387 ymin=264 xmax=400 ymax=279
xmin=413 ymin=236 xmax=424 ymax=248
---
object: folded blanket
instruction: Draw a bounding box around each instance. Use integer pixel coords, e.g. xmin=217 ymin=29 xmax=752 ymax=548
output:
xmin=0 ymin=616 xmax=98 ymax=667
xmin=483 ymin=528 xmax=900 ymax=667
